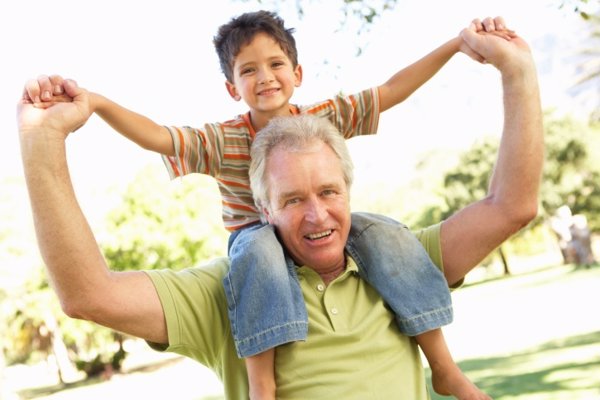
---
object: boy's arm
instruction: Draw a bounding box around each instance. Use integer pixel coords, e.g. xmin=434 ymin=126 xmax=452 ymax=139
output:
xmin=91 ymin=92 xmax=175 ymax=156
xmin=377 ymin=36 xmax=462 ymax=112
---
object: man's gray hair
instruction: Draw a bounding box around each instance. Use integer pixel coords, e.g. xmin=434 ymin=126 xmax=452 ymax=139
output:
xmin=250 ymin=115 xmax=354 ymax=220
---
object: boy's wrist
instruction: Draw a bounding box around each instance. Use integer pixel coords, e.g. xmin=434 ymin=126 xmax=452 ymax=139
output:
xmin=88 ymin=92 xmax=102 ymax=113
xmin=447 ymin=36 xmax=463 ymax=53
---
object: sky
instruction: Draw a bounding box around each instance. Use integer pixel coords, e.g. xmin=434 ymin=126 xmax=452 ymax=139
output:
xmin=1 ymin=0 xmax=597 ymax=225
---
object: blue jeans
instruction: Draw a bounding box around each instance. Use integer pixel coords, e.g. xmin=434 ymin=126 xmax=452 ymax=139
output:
xmin=223 ymin=212 xmax=453 ymax=358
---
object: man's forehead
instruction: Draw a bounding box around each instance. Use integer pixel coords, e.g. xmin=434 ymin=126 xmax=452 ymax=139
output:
xmin=266 ymin=144 xmax=345 ymax=193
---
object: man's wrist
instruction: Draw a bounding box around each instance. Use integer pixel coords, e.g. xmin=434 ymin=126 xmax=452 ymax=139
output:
xmin=20 ymin=127 xmax=67 ymax=164
xmin=499 ymin=55 xmax=537 ymax=88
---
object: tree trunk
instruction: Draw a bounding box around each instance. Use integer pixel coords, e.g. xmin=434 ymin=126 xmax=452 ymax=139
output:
xmin=43 ymin=313 xmax=80 ymax=384
xmin=498 ymin=246 xmax=511 ymax=275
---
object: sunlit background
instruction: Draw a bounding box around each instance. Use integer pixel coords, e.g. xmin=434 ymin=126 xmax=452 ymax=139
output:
xmin=1 ymin=0 xmax=599 ymax=399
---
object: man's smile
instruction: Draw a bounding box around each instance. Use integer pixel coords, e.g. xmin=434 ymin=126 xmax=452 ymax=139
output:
xmin=305 ymin=229 xmax=333 ymax=240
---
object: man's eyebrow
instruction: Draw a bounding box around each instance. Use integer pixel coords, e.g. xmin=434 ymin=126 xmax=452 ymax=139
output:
xmin=278 ymin=183 xmax=340 ymax=199
xmin=277 ymin=189 xmax=303 ymax=201
xmin=319 ymin=183 xmax=341 ymax=190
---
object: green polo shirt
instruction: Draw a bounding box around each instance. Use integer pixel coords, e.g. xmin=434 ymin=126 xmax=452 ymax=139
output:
xmin=146 ymin=223 xmax=442 ymax=399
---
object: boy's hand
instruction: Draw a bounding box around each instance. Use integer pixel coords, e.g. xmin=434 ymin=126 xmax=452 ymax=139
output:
xmin=24 ymin=74 xmax=74 ymax=108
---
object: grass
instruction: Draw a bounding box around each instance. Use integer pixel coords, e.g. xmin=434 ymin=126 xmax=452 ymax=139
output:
xmin=426 ymin=330 xmax=600 ymax=399
xmin=426 ymin=263 xmax=600 ymax=399
xmin=7 ymin=262 xmax=600 ymax=399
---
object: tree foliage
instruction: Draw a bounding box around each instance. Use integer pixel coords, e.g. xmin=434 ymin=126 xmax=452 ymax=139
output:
xmin=541 ymin=113 xmax=600 ymax=230
xmin=415 ymin=113 xmax=600 ymax=234
xmin=240 ymin=0 xmax=599 ymax=29
xmin=3 ymin=166 xmax=229 ymax=375
xmin=102 ymin=165 xmax=228 ymax=272
xmin=559 ymin=0 xmax=600 ymax=20
xmin=240 ymin=0 xmax=397 ymax=28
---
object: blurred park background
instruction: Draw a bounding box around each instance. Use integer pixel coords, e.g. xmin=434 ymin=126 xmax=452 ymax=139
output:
xmin=1 ymin=0 xmax=600 ymax=398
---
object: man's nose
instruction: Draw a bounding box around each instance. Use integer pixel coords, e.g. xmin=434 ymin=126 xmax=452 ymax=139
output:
xmin=304 ymin=198 xmax=327 ymax=224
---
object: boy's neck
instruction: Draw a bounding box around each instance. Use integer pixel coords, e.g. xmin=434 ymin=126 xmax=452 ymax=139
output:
xmin=249 ymin=104 xmax=298 ymax=133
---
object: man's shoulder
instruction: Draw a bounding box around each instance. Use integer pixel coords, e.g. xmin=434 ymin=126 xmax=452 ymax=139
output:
xmin=413 ymin=223 xmax=443 ymax=269
xmin=145 ymin=257 xmax=231 ymax=289
xmin=184 ymin=256 xmax=231 ymax=280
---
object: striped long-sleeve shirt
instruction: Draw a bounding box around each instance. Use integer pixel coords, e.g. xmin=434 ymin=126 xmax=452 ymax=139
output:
xmin=162 ymin=87 xmax=380 ymax=231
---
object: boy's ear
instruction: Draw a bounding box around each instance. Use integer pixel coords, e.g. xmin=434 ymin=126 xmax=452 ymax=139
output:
xmin=225 ymin=81 xmax=242 ymax=101
xmin=294 ymin=64 xmax=303 ymax=87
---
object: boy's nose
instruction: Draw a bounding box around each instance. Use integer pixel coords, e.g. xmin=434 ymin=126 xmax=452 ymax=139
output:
xmin=257 ymin=69 xmax=275 ymax=85
xmin=258 ymin=77 xmax=275 ymax=85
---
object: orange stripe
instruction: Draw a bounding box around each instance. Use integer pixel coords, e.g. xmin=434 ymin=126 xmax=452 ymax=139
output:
xmin=218 ymin=178 xmax=250 ymax=188
xmin=175 ymin=127 xmax=187 ymax=175
xmin=306 ymin=101 xmax=332 ymax=114
xmin=222 ymin=201 xmax=257 ymax=212
xmin=197 ymin=129 xmax=210 ymax=174
xmin=350 ymin=95 xmax=358 ymax=129
xmin=224 ymin=153 xmax=251 ymax=160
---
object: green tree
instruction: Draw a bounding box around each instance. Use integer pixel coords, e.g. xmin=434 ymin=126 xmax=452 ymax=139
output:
xmin=241 ymin=0 xmax=599 ymax=32
xmin=89 ymin=166 xmax=229 ymax=375
xmin=4 ymin=166 xmax=230 ymax=379
xmin=541 ymin=113 xmax=600 ymax=230
xmin=102 ymin=165 xmax=228 ymax=272
xmin=425 ymin=137 xmax=515 ymax=274
xmin=415 ymin=112 xmax=600 ymax=271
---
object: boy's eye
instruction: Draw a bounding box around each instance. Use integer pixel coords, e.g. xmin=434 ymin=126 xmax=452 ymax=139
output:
xmin=240 ymin=67 xmax=254 ymax=75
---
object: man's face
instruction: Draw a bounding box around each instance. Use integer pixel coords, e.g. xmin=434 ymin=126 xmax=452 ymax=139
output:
xmin=263 ymin=140 xmax=351 ymax=274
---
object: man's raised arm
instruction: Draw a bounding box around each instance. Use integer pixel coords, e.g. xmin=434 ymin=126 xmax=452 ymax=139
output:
xmin=18 ymin=77 xmax=168 ymax=343
xmin=440 ymin=17 xmax=544 ymax=285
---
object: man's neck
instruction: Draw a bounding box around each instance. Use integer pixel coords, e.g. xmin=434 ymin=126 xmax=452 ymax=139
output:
xmin=318 ymin=264 xmax=346 ymax=285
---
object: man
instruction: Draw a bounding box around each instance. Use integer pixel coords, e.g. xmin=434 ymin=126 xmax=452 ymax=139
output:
xmin=18 ymin=17 xmax=542 ymax=399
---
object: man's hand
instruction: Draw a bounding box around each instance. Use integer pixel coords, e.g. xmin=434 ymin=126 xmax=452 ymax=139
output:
xmin=460 ymin=17 xmax=535 ymax=75
xmin=18 ymin=75 xmax=91 ymax=140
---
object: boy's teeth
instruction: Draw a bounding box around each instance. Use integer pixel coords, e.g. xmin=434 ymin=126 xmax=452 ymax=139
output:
xmin=307 ymin=230 xmax=331 ymax=240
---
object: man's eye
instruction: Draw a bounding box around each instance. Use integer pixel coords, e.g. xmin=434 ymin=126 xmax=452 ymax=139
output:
xmin=285 ymin=198 xmax=300 ymax=206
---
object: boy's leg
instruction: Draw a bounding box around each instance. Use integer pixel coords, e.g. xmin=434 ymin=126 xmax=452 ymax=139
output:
xmin=225 ymin=223 xmax=308 ymax=356
xmin=346 ymin=213 xmax=488 ymax=399
xmin=224 ymin=224 xmax=308 ymax=399
xmin=416 ymin=329 xmax=490 ymax=399
xmin=345 ymin=212 xmax=453 ymax=335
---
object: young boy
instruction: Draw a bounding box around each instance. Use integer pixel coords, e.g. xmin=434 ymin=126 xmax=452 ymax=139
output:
xmin=46 ymin=10 xmax=496 ymax=399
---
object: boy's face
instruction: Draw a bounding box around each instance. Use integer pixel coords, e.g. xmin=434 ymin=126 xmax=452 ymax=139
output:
xmin=226 ymin=32 xmax=303 ymax=122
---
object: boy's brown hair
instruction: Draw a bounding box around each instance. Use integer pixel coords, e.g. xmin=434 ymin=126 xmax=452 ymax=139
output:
xmin=213 ymin=10 xmax=299 ymax=83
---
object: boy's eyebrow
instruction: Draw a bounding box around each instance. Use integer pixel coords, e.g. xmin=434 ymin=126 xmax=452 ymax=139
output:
xmin=236 ymin=55 xmax=288 ymax=70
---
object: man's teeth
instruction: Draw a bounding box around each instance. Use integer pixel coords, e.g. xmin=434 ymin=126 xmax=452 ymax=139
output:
xmin=306 ymin=230 xmax=332 ymax=240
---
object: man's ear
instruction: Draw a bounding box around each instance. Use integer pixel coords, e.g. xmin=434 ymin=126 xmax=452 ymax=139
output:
xmin=262 ymin=206 xmax=273 ymax=224
xmin=225 ymin=81 xmax=241 ymax=101
xmin=294 ymin=64 xmax=303 ymax=87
